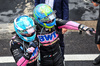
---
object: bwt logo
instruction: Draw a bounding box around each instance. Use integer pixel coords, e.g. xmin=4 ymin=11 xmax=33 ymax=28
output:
xmin=37 ymin=31 xmax=58 ymax=43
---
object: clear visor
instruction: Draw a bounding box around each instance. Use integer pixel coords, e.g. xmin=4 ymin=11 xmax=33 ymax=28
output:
xmin=40 ymin=10 xmax=56 ymax=22
xmin=22 ymin=32 xmax=35 ymax=37
xmin=18 ymin=25 xmax=36 ymax=35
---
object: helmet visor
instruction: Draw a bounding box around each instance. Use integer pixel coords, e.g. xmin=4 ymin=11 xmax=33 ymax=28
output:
xmin=17 ymin=25 xmax=36 ymax=35
xmin=40 ymin=11 xmax=56 ymax=22
xmin=22 ymin=32 xmax=35 ymax=37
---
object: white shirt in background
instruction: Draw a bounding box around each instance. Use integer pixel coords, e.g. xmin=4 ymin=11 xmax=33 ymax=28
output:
xmin=45 ymin=0 xmax=54 ymax=9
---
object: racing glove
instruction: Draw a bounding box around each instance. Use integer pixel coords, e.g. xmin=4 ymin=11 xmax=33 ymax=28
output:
xmin=23 ymin=42 xmax=38 ymax=60
xmin=78 ymin=24 xmax=95 ymax=36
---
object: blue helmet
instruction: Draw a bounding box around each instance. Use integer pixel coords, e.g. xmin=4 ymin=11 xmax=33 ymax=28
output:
xmin=14 ymin=15 xmax=36 ymax=42
xmin=33 ymin=4 xmax=56 ymax=28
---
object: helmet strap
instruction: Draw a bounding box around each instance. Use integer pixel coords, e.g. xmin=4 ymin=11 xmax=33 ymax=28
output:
xmin=38 ymin=27 xmax=44 ymax=47
xmin=23 ymin=41 xmax=26 ymax=52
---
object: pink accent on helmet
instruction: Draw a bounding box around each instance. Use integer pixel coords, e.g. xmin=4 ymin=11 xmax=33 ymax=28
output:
xmin=27 ymin=28 xmax=35 ymax=34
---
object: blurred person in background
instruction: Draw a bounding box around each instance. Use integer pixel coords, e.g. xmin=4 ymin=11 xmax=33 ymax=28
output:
xmin=92 ymin=1 xmax=100 ymax=65
xmin=84 ymin=0 xmax=100 ymax=65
